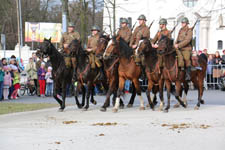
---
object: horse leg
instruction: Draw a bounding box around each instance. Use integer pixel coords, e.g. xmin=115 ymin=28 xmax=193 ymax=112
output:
xmin=90 ymin=86 xmax=97 ymax=105
xmin=127 ymin=82 xmax=136 ymax=108
xmin=100 ymin=87 xmax=113 ymax=112
xmin=183 ymin=81 xmax=189 ymax=106
xmin=74 ymin=82 xmax=83 ymax=109
xmin=158 ymin=79 xmax=164 ymax=111
xmin=83 ymin=83 xmax=92 ymax=111
xmin=174 ymin=81 xmax=186 ymax=108
xmin=195 ymin=78 xmax=204 ymax=110
xmin=133 ymin=79 xmax=145 ymax=110
xmin=53 ymin=84 xmax=63 ymax=111
xmin=164 ymin=80 xmax=171 ymax=113
xmin=81 ymin=85 xmax=86 ymax=107
xmin=146 ymin=81 xmax=154 ymax=110
xmin=59 ymin=82 xmax=67 ymax=112
xmin=113 ymin=77 xmax=125 ymax=113
xmin=152 ymin=85 xmax=159 ymax=106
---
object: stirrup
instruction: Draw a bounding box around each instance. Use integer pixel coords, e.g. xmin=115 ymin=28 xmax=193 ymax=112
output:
xmin=195 ymin=66 xmax=202 ymax=70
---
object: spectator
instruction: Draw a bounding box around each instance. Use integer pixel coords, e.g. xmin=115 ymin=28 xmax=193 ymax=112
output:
xmin=212 ymin=51 xmax=222 ymax=89
xmin=32 ymin=52 xmax=37 ymax=63
xmin=45 ymin=66 xmax=53 ymax=97
xmin=0 ymin=67 xmax=4 ymax=100
xmin=2 ymin=58 xmax=7 ymax=67
xmin=26 ymin=58 xmax=38 ymax=95
xmin=45 ymin=57 xmax=52 ymax=69
xmin=8 ymin=59 xmax=16 ymax=99
xmin=222 ymin=49 xmax=225 ymax=64
xmin=36 ymin=57 xmax=44 ymax=97
xmin=11 ymin=67 xmax=20 ymax=99
xmin=203 ymin=49 xmax=209 ymax=58
xmin=3 ymin=67 xmax=11 ymax=100
xmin=38 ymin=62 xmax=46 ymax=97
xmin=207 ymin=55 xmax=214 ymax=89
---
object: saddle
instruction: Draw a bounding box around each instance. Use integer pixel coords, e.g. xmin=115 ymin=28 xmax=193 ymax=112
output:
xmin=191 ymin=55 xmax=199 ymax=68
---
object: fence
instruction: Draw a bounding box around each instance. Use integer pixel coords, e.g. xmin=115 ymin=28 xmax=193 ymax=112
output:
xmin=139 ymin=64 xmax=225 ymax=91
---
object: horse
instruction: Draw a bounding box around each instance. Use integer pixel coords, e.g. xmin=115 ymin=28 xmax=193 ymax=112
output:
xmin=69 ymin=39 xmax=108 ymax=110
xmin=103 ymin=36 xmax=154 ymax=112
xmin=157 ymin=35 xmax=187 ymax=112
xmin=135 ymin=38 xmax=164 ymax=110
xmin=37 ymin=38 xmax=74 ymax=111
xmin=95 ymin=35 xmax=137 ymax=112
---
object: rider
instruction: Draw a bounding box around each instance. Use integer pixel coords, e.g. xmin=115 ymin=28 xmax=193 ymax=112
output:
xmin=59 ymin=22 xmax=80 ymax=69
xmin=174 ymin=17 xmax=193 ymax=80
xmin=117 ymin=18 xmax=132 ymax=44
xmin=86 ymin=25 xmax=105 ymax=80
xmin=151 ymin=18 xmax=172 ymax=68
xmin=130 ymin=14 xmax=150 ymax=66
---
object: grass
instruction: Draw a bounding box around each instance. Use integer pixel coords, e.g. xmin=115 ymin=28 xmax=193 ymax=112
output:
xmin=0 ymin=103 xmax=58 ymax=115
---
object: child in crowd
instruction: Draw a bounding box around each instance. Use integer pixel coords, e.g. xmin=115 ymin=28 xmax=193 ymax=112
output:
xmin=11 ymin=67 xmax=20 ymax=99
xmin=3 ymin=67 xmax=11 ymax=100
xmin=0 ymin=67 xmax=5 ymax=100
xmin=38 ymin=62 xmax=46 ymax=97
xmin=45 ymin=66 xmax=53 ymax=97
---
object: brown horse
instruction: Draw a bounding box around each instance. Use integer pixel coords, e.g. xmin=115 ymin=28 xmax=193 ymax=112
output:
xmin=103 ymin=36 xmax=154 ymax=112
xmin=157 ymin=36 xmax=187 ymax=112
xmin=135 ymin=38 xmax=164 ymax=110
xmin=95 ymin=35 xmax=137 ymax=112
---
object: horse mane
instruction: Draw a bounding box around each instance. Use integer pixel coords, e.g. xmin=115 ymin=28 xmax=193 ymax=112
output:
xmin=112 ymin=36 xmax=133 ymax=59
xmin=142 ymin=37 xmax=158 ymax=62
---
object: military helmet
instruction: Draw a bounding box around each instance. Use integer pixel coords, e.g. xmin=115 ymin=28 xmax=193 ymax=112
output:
xmin=159 ymin=18 xmax=167 ymax=25
xmin=137 ymin=14 xmax=147 ymax=21
xmin=181 ymin=17 xmax=189 ymax=24
xmin=91 ymin=25 xmax=100 ymax=31
xmin=121 ymin=18 xmax=128 ymax=24
xmin=68 ymin=22 xmax=75 ymax=27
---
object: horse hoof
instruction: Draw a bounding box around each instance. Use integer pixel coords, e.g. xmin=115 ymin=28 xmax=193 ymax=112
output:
xmin=159 ymin=107 xmax=163 ymax=111
xmin=194 ymin=106 xmax=199 ymax=110
xmin=164 ymin=109 xmax=169 ymax=113
xmin=139 ymin=107 xmax=145 ymax=110
xmin=119 ymin=105 xmax=124 ymax=109
xmin=127 ymin=104 xmax=133 ymax=108
xmin=173 ymin=103 xmax=180 ymax=108
xmin=146 ymin=104 xmax=150 ymax=107
xmin=200 ymin=100 xmax=205 ymax=104
xmin=77 ymin=105 xmax=83 ymax=109
xmin=100 ymin=107 xmax=107 ymax=112
xmin=112 ymin=108 xmax=118 ymax=113
xmin=83 ymin=108 xmax=88 ymax=111
xmin=92 ymin=100 xmax=97 ymax=105
xmin=58 ymin=108 xmax=64 ymax=112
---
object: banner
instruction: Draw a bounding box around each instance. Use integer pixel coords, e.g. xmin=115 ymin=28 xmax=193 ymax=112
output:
xmin=25 ymin=22 xmax=62 ymax=43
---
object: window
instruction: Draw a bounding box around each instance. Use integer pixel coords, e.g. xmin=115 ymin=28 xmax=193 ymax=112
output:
xmin=218 ymin=40 xmax=223 ymax=50
xmin=183 ymin=0 xmax=198 ymax=8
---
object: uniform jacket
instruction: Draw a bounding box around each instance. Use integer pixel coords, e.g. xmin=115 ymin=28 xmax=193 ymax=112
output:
xmin=130 ymin=24 xmax=150 ymax=47
xmin=87 ymin=33 xmax=100 ymax=52
xmin=175 ymin=26 xmax=193 ymax=51
xmin=60 ymin=31 xmax=80 ymax=48
xmin=152 ymin=28 xmax=171 ymax=44
xmin=117 ymin=26 xmax=132 ymax=43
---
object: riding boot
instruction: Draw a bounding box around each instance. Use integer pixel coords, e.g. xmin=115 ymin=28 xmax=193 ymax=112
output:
xmin=140 ymin=66 xmax=146 ymax=81
xmin=99 ymin=66 xmax=106 ymax=81
xmin=185 ymin=66 xmax=191 ymax=81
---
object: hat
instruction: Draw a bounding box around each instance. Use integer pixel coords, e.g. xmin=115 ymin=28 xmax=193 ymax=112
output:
xmin=48 ymin=66 xmax=52 ymax=70
xmin=159 ymin=18 xmax=167 ymax=25
xmin=137 ymin=14 xmax=147 ymax=21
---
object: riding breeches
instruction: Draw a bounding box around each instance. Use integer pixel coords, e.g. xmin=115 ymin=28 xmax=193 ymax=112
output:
xmin=88 ymin=52 xmax=102 ymax=69
xmin=176 ymin=49 xmax=184 ymax=68
xmin=180 ymin=50 xmax=191 ymax=67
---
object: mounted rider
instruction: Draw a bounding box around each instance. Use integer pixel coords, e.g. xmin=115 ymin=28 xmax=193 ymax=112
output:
xmin=59 ymin=22 xmax=80 ymax=69
xmin=130 ymin=14 xmax=150 ymax=66
xmin=151 ymin=18 xmax=172 ymax=68
xmin=86 ymin=25 xmax=105 ymax=80
xmin=174 ymin=17 xmax=193 ymax=80
xmin=117 ymin=18 xmax=132 ymax=44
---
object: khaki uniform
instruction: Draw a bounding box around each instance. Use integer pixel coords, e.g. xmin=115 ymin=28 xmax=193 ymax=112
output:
xmin=130 ymin=24 xmax=150 ymax=47
xmin=130 ymin=24 xmax=150 ymax=65
xmin=59 ymin=31 xmax=80 ymax=68
xmin=117 ymin=26 xmax=132 ymax=43
xmin=175 ymin=26 xmax=193 ymax=67
xmin=87 ymin=33 xmax=102 ymax=69
xmin=152 ymin=28 xmax=171 ymax=67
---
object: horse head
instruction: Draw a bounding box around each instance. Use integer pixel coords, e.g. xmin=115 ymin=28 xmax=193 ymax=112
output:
xmin=103 ymin=35 xmax=120 ymax=60
xmin=37 ymin=38 xmax=52 ymax=58
xmin=135 ymin=38 xmax=152 ymax=56
xmin=95 ymin=34 xmax=110 ymax=59
xmin=157 ymin=35 xmax=173 ymax=55
xmin=68 ymin=39 xmax=82 ymax=57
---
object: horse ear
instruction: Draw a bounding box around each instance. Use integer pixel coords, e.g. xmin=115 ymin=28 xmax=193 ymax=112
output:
xmin=49 ymin=37 xmax=51 ymax=42
xmin=116 ymin=35 xmax=120 ymax=41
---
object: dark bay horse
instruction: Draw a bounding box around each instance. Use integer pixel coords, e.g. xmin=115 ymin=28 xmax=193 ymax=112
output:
xmin=103 ymin=36 xmax=154 ymax=112
xmin=157 ymin=36 xmax=187 ymax=112
xmin=37 ymin=38 xmax=74 ymax=111
xmin=95 ymin=35 xmax=137 ymax=112
xmin=69 ymin=39 xmax=108 ymax=110
xmin=135 ymin=38 xmax=164 ymax=110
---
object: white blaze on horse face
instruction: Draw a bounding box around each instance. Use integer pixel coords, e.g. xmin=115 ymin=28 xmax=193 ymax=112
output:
xmin=135 ymin=40 xmax=144 ymax=55
xmin=103 ymin=39 xmax=113 ymax=57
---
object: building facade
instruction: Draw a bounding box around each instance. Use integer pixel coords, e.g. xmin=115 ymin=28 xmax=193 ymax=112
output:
xmin=103 ymin=0 xmax=225 ymax=54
